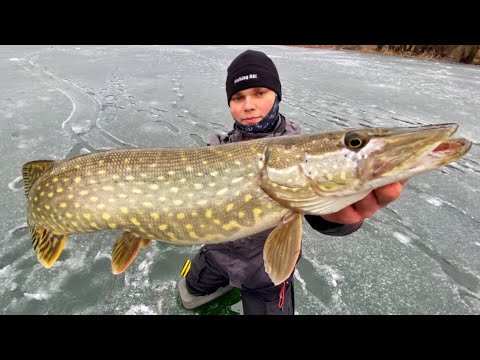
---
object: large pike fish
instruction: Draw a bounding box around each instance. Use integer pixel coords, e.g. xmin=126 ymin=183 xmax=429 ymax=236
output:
xmin=22 ymin=123 xmax=471 ymax=285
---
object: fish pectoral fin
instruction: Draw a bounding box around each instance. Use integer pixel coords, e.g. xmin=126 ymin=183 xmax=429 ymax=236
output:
xmin=22 ymin=160 xmax=54 ymax=199
xmin=111 ymin=231 xmax=152 ymax=275
xmin=263 ymin=212 xmax=303 ymax=286
xmin=31 ymin=226 xmax=68 ymax=268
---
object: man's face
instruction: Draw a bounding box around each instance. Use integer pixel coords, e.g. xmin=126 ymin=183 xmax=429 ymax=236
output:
xmin=229 ymin=87 xmax=276 ymax=126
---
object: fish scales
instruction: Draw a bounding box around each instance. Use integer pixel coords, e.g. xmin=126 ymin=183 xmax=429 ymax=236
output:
xmin=22 ymin=123 xmax=472 ymax=284
xmin=27 ymin=143 xmax=289 ymax=245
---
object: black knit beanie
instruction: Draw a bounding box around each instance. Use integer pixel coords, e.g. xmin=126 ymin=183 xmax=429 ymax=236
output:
xmin=226 ymin=49 xmax=282 ymax=104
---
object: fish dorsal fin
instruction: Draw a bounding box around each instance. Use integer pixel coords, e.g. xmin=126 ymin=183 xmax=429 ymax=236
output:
xmin=22 ymin=160 xmax=54 ymax=199
xmin=31 ymin=225 xmax=68 ymax=268
xmin=264 ymin=212 xmax=303 ymax=286
xmin=111 ymin=231 xmax=152 ymax=275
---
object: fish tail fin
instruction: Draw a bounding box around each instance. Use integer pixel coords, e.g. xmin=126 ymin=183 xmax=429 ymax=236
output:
xmin=263 ymin=212 xmax=303 ymax=285
xmin=29 ymin=223 xmax=68 ymax=268
xmin=23 ymin=160 xmax=65 ymax=269
xmin=22 ymin=160 xmax=54 ymax=199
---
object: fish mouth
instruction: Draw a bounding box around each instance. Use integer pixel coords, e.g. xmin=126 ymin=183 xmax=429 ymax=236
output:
xmin=411 ymin=136 xmax=472 ymax=171
xmin=359 ymin=123 xmax=472 ymax=185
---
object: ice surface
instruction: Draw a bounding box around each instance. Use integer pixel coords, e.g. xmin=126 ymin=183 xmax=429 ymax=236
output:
xmin=1 ymin=45 xmax=479 ymax=314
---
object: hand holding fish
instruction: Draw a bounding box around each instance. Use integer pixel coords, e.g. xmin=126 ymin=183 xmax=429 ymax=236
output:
xmin=321 ymin=179 xmax=408 ymax=225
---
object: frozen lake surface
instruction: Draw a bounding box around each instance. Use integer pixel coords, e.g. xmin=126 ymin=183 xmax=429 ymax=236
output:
xmin=1 ymin=45 xmax=479 ymax=315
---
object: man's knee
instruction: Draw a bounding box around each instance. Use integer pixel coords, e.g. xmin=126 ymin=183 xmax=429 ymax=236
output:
xmin=185 ymin=248 xmax=229 ymax=296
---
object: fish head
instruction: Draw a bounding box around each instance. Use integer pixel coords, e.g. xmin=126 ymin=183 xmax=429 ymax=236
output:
xmin=260 ymin=123 xmax=471 ymax=214
xmin=339 ymin=123 xmax=471 ymax=191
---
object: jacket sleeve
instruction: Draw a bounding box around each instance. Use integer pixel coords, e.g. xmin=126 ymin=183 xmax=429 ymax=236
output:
xmin=207 ymin=133 xmax=224 ymax=146
xmin=304 ymin=214 xmax=363 ymax=236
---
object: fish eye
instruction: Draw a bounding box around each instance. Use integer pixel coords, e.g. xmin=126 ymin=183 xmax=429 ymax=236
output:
xmin=344 ymin=132 xmax=369 ymax=150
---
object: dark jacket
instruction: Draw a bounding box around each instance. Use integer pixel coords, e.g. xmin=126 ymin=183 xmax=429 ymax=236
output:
xmin=204 ymin=115 xmax=363 ymax=289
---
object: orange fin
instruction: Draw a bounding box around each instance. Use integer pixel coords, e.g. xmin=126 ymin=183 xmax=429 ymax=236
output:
xmin=111 ymin=231 xmax=152 ymax=275
xmin=263 ymin=212 xmax=303 ymax=285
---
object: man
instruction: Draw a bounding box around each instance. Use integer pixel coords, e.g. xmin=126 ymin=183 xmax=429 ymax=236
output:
xmin=178 ymin=49 xmax=406 ymax=315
